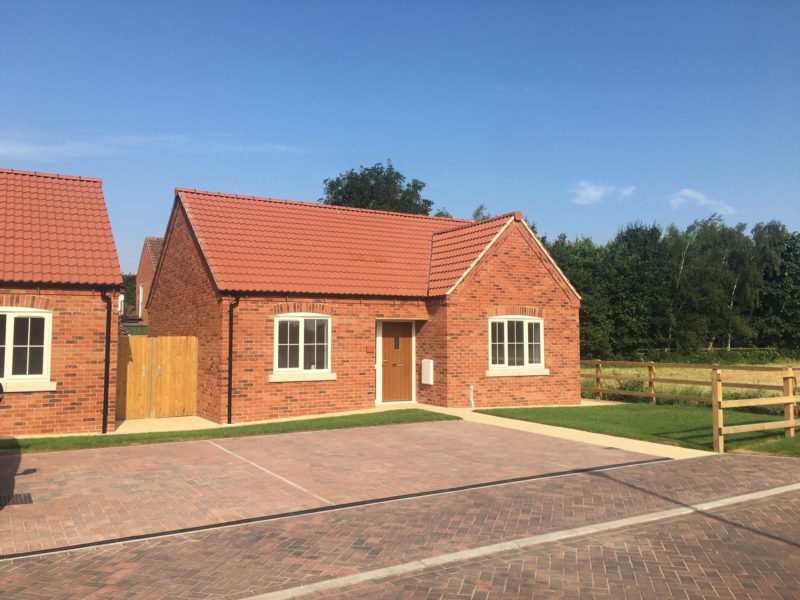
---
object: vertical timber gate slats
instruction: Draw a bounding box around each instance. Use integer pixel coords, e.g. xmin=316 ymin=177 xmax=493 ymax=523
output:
xmin=116 ymin=336 xmax=198 ymax=419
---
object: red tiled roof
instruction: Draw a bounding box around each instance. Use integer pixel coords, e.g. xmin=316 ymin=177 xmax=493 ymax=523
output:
xmin=428 ymin=214 xmax=514 ymax=295
xmin=177 ymin=188 xmax=479 ymax=296
xmin=0 ymin=169 xmax=122 ymax=286
xmin=144 ymin=236 xmax=164 ymax=267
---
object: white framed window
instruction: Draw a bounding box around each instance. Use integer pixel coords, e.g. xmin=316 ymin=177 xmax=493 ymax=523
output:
xmin=0 ymin=307 xmax=57 ymax=391
xmin=486 ymin=316 xmax=549 ymax=377
xmin=269 ymin=313 xmax=336 ymax=382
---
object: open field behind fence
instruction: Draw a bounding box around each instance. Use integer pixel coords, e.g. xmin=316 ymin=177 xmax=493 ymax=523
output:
xmin=581 ymin=360 xmax=798 ymax=453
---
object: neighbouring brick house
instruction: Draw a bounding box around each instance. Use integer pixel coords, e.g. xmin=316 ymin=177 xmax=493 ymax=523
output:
xmin=134 ymin=236 xmax=163 ymax=323
xmin=0 ymin=169 xmax=122 ymax=435
xmin=148 ymin=188 xmax=581 ymax=424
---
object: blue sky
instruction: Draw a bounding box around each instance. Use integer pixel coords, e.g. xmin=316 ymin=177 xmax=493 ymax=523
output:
xmin=2 ymin=1 xmax=798 ymax=272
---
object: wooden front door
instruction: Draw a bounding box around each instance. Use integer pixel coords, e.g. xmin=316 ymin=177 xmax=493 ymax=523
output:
xmin=381 ymin=321 xmax=413 ymax=402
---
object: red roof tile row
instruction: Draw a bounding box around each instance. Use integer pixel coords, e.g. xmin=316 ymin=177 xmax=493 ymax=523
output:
xmin=0 ymin=169 xmax=122 ymax=286
xmin=176 ymin=188 xmax=518 ymax=297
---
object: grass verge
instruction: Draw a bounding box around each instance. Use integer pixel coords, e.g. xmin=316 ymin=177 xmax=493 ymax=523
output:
xmin=0 ymin=409 xmax=459 ymax=454
xmin=478 ymin=404 xmax=799 ymax=457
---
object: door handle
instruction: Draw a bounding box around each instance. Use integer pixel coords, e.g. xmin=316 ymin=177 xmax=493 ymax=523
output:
xmin=392 ymin=363 xmax=403 ymax=367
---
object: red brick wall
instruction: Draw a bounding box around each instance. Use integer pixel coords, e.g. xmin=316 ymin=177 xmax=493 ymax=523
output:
xmin=415 ymin=298 xmax=448 ymax=406
xmin=440 ymin=221 xmax=581 ymax=407
xmin=147 ymin=204 xmax=226 ymax=423
xmin=0 ymin=287 xmax=119 ymax=435
xmin=135 ymin=246 xmax=156 ymax=323
xmin=224 ymin=296 xmax=430 ymax=422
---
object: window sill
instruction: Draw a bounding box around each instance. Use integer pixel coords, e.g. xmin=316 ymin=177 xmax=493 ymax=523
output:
xmin=1 ymin=380 xmax=58 ymax=392
xmin=269 ymin=372 xmax=337 ymax=383
xmin=484 ymin=367 xmax=550 ymax=378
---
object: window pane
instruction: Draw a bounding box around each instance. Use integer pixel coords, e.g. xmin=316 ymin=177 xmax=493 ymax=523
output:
xmin=12 ymin=347 xmax=27 ymax=375
xmin=28 ymin=347 xmax=44 ymax=375
xmin=316 ymin=345 xmax=327 ymax=370
xmin=13 ymin=317 xmax=29 ymax=346
xmin=304 ymin=319 xmax=316 ymax=344
xmin=507 ymin=321 xmax=524 ymax=366
xmin=288 ymin=344 xmax=299 ymax=368
xmin=528 ymin=322 xmax=542 ymax=365
xmin=491 ymin=322 xmax=504 ymax=343
xmin=278 ymin=345 xmax=288 ymax=369
xmin=0 ymin=314 xmax=6 ymax=344
xmin=304 ymin=345 xmax=315 ymax=370
xmin=0 ymin=347 xmax=4 ymax=377
xmin=288 ymin=321 xmax=299 ymax=344
xmin=316 ymin=320 xmax=327 ymax=343
xmin=533 ymin=343 xmax=542 ymax=365
xmin=29 ymin=318 xmax=45 ymax=346
xmin=278 ymin=321 xmax=288 ymax=345
xmin=533 ymin=323 xmax=541 ymax=344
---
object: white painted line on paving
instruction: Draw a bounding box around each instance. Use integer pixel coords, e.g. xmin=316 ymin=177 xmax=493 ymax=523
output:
xmin=207 ymin=440 xmax=333 ymax=505
xmin=245 ymin=482 xmax=800 ymax=600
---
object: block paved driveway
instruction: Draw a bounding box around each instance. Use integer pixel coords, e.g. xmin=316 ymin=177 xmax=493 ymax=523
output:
xmin=1 ymin=421 xmax=798 ymax=599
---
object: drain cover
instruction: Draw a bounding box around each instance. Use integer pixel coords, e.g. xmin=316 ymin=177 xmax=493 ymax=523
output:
xmin=0 ymin=493 xmax=32 ymax=506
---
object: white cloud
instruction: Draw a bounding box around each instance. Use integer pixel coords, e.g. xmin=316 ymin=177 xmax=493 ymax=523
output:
xmin=569 ymin=181 xmax=636 ymax=205
xmin=668 ymin=188 xmax=735 ymax=215
xmin=0 ymin=134 xmax=304 ymax=162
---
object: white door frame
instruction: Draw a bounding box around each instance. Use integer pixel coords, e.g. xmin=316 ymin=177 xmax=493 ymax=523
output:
xmin=375 ymin=320 xmax=416 ymax=405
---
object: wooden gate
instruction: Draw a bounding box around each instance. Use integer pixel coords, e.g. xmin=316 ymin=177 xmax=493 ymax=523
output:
xmin=116 ymin=336 xmax=198 ymax=420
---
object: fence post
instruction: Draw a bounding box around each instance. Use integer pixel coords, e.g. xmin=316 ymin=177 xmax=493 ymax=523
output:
xmin=595 ymin=360 xmax=602 ymax=401
xmin=648 ymin=362 xmax=656 ymax=404
xmin=784 ymin=367 xmax=796 ymax=439
xmin=711 ymin=365 xmax=724 ymax=453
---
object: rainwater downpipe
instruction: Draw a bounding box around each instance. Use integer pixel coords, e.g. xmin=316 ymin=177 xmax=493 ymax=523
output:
xmin=100 ymin=290 xmax=113 ymax=434
xmin=227 ymin=296 xmax=240 ymax=425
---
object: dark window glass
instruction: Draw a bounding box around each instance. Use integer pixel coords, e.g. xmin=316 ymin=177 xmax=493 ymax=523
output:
xmin=278 ymin=345 xmax=287 ymax=369
xmin=28 ymin=347 xmax=44 ymax=375
xmin=12 ymin=347 xmax=27 ymax=375
xmin=0 ymin=314 xmax=6 ymax=343
xmin=528 ymin=322 xmax=542 ymax=365
xmin=288 ymin=344 xmax=299 ymax=368
xmin=288 ymin=321 xmax=299 ymax=344
xmin=278 ymin=321 xmax=288 ymax=345
xmin=508 ymin=320 xmax=524 ymax=366
xmin=13 ymin=317 xmax=29 ymax=346
xmin=316 ymin=320 xmax=327 ymax=343
xmin=490 ymin=322 xmax=505 ymax=365
xmin=0 ymin=347 xmax=4 ymax=378
xmin=29 ymin=318 xmax=45 ymax=346
xmin=304 ymin=319 xmax=315 ymax=344
xmin=394 ymin=334 xmax=400 ymax=350
xmin=316 ymin=345 xmax=326 ymax=371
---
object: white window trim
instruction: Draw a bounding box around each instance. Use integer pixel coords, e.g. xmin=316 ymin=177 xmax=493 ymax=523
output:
xmin=0 ymin=307 xmax=57 ymax=392
xmin=269 ymin=313 xmax=336 ymax=383
xmin=485 ymin=315 xmax=550 ymax=377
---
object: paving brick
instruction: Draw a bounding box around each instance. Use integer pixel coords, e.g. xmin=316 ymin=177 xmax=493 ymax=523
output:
xmin=0 ymin=452 xmax=797 ymax=599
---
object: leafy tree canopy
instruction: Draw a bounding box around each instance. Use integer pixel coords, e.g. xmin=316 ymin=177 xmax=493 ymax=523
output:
xmin=321 ymin=160 xmax=434 ymax=215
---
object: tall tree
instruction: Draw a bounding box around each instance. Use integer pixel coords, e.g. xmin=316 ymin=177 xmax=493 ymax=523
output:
xmin=321 ymin=160 xmax=433 ymax=215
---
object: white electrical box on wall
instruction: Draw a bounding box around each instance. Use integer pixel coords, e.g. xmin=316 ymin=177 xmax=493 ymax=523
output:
xmin=421 ymin=359 xmax=434 ymax=385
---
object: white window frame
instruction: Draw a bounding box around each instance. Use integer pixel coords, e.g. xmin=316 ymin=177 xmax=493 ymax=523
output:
xmin=269 ymin=313 xmax=336 ymax=383
xmin=486 ymin=315 xmax=550 ymax=377
xmin=0 ymin=307 xmax=57 ymax=392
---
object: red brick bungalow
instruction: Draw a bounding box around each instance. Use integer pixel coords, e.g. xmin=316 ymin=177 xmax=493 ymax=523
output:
xmin=0 ymin=169 xmax=122 ymax=435
xmin=148 ymin=188 xmax=581 ymax=424
xmin=134 ymin=236 xmax=163 ymax=322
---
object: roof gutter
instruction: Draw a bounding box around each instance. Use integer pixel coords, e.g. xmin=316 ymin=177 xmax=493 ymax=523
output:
xmin=227 ymin=296 xmax=240 ymax=425
xmin=99 ymin=290 xmax=113 ymax=433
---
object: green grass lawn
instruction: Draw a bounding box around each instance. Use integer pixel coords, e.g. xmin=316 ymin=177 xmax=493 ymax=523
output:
xmin=0 ymin=409 xmax=458 ymax=454
xmin=479 ymin=404 xmax=800 ymax=456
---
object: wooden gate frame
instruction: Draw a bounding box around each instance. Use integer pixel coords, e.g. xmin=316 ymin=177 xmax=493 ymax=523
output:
xmin=116 ymin=336 xmax=198 ymax=420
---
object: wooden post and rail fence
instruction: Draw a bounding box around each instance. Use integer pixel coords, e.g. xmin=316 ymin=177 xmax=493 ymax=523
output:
xmin=582 ymin=359 xmax=798 ymax=454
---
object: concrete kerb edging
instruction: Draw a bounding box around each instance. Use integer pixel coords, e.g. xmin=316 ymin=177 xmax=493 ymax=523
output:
xmin=419 ymin=404 xmax=712 ymax=460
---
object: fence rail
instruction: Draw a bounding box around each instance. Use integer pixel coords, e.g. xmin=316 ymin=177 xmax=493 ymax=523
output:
xmin=581 ymin=359 xmax=798 ymax=453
